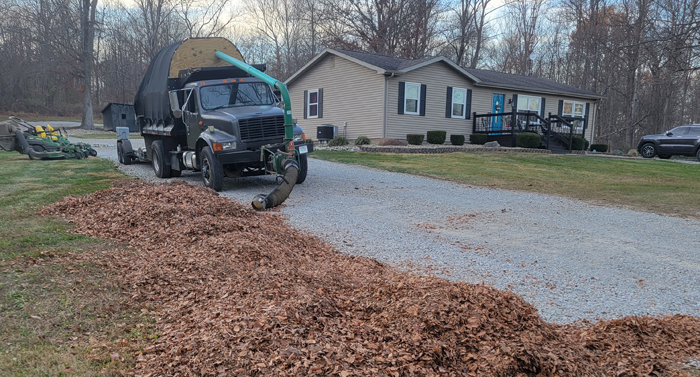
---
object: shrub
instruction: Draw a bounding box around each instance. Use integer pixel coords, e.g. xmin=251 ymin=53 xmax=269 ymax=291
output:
xmin=378 ymin=138 xmax=408 ymax=146
xmin=516 ymin=132 xmax=541 ymax=148
xmin=469 ymin=134 xmax=487 ymax=145
xmin=450 ymin=134 xmax=465 ymax=146
xmin=327 ymin=136 xmax=349 ymax=146
xmin=426 ymin=130 xmax=447 ymax=144
xmin=354 ymin=136 xmax=371 ymax=145
xmin=590 ymin=143 xmax=608 ymax=152
xmin=306 ymin=139 xmax=314 ymax=144
xmin=570 ymin=135 xmax=589 ymax=151
xmin=406 ymin=134 xmax=425 ymax=145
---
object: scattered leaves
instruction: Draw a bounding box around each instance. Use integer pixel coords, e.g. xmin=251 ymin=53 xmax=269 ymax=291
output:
xmin=42 ymin=180 xmax=700 ymax=376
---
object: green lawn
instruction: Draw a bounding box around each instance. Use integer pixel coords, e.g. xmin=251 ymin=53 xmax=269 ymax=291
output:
xmin=0 ymin=152 xmax=150 ymax=376
xmin=311 ymin=150 xmax=700 ymax=219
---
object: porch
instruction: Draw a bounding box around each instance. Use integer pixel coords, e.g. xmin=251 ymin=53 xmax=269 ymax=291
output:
xmin=472 ymin=110 xmax=588 ymax=153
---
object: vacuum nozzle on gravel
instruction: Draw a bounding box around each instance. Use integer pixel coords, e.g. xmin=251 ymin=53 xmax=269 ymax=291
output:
xmin=251 ymin=158 xmax=299 ymax=211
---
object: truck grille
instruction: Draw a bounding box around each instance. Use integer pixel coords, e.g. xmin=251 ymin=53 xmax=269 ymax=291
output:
xmin=238 ymin=115 xmax=285 ymax=141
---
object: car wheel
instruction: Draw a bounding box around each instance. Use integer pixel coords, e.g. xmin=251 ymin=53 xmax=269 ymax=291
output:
xmin=296 ymin=153 xmax=308 ymax=184
xmin=696 ymin=148 xmax=700 ymax=162
xmin=151 ymin=140 xmax=171 ymax=178
xmin=658 ymin=154 xmax=671 ymax=159
xmin=640 ymin=143 xmax=656 ymax=158
xmin=201 ymin=146 xmax=223 ymax=191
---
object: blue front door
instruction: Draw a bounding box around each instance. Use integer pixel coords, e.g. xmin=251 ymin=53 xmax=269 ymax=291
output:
xmin=492 ymin=94 xmax=505 ymax=131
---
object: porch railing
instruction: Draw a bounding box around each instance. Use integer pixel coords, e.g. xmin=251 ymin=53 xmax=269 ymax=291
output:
xmin=472 ymin=110 xmax=587 ymax=152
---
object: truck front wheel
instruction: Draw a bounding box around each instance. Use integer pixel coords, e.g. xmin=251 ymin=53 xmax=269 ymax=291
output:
xmin=201 ymin=146 xmax=223 ymax=191
xmin=151 ymin=140 xmax=171 ymax=178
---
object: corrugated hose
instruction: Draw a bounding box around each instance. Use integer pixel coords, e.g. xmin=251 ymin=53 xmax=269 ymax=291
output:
xmin=251 ymin=158 xmax=299 ymax=211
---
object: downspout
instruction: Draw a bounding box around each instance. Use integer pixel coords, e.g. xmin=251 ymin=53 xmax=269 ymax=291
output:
xmin=383 ymin=72 xmax=395 ymax=139
xmin=591 ymin=100 xmax=598 ymax=145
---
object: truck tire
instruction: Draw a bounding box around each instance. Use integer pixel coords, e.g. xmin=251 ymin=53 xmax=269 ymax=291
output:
xmin=151 ymin=140 xmax=171 ymax=178
xmin=296 ymin=153 xmax=308 ymax=184
xmin=201 ymin=146 xmax=223 ymax=191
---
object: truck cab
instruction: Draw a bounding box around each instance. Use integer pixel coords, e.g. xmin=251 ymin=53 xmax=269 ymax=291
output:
xmin=166 ymin=77 xmax=309 ymax=189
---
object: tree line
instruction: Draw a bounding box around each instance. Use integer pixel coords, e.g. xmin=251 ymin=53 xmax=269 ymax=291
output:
xmin=1 ymin=0 xmax=699 ymax=149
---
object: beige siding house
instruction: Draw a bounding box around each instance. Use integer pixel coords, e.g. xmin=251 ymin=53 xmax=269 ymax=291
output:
xmin=286 ymin=49 xmax=603 ymax=146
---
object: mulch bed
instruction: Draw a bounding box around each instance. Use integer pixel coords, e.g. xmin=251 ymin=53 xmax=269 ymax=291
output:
xmin=42 ymin=180 xmax=700 ymax=376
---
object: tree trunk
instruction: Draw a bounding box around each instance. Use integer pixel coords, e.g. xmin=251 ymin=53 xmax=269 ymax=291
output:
xmin=81 ymin=0 xmax=99 ymax=130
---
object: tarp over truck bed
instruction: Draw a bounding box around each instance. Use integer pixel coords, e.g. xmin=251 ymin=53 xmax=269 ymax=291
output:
xmin=133 ymin=38 xmax=246 ymax=130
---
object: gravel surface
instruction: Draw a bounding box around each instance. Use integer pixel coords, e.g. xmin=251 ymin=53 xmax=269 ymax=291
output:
xmin=78 ymin=136 xmax=700 ymax=324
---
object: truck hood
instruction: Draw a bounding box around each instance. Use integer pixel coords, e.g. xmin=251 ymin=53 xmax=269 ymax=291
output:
xmin=203 ymin=105 xmax=284 ymax=121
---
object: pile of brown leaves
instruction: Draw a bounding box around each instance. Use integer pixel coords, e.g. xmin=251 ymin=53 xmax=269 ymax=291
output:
xmin=42 ymin=180 xmax=700 ymax=376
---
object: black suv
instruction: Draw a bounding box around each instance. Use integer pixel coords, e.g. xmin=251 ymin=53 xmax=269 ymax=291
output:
xmin=637 ymin=124 xmax=700 ymax=161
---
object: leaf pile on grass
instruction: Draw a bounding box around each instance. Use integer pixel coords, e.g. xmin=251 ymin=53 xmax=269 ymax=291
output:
xmin=42 ymin=181 xmax=700 ymax=376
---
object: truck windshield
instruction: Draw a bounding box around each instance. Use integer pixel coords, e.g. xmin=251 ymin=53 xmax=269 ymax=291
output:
xmin=199 ymin=82 xmax=275 ymax=110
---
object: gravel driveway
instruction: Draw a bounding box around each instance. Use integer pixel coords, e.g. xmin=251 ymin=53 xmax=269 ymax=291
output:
xmin=80 ymin=137 xmax=700 ymax=324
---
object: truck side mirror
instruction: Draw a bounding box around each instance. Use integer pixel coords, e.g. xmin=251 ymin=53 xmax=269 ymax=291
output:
xmin=169 ymin=91 xmax=183 ymax=118
xmin=272 ymin=89 xmax=281 ymax=100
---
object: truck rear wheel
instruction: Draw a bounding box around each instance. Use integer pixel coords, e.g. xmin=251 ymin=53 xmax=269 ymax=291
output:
xmin=296 ymin=153 xmax=308 ymax=184
xmin=201 ymin=146 xmax=223 ymax=191
xmin=151 ymin=140 xmax=171 ymax=178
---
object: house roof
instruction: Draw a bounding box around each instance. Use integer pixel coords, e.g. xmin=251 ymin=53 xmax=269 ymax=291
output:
xmin=285 ymin=49 xmax=602 ymax=100
xmin=333 ymin=49 xmax=436 ymax=71
xmin=463 ymin=68 xmax=601 ymax=99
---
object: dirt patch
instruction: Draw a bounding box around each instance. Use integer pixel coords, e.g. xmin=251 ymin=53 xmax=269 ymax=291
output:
xmin=42 ymin=180 xmax=700 ymax=376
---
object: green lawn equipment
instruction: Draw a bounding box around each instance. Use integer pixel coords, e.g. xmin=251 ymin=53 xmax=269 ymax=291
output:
xmin=0 ymin=117 xmax=96 ymax=160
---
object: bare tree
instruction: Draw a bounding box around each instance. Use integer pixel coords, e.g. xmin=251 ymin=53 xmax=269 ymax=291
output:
xmin=443 ymin=0 xmax=491 ymax=67
xmin=80 ymin=0 xmax=99 ymax=129
xmin=175 ymin=0 xmax=237 ymax=38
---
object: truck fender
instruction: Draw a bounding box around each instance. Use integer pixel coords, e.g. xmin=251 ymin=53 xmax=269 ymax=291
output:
xmin=197 ymin=132 xmax=216 ymax=153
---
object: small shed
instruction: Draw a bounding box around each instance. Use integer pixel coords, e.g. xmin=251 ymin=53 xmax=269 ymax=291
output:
xmin=101 ymin=103 xmax=137 ymax=132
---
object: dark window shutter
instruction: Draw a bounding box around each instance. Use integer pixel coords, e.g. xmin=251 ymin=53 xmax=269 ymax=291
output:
xmin=398 ymin=82 xmax=405 ymax=114
xmin=584 ymin=102 xmax=590 ymax=118
xmin=318 ymin=88 xmax=323 ymax=118
xmin=419 ymin=84 xmax=427 ymax=116
xmin=558 ymin=100 xmax=564 ymax=116
xmin=445 ymin=87 xmax=453 ymax=118
xmin=540 ymin=97 xmax=546 ymax=117
xmin=466 ymin=89 xmax=472 ymax=119
xmin=512 ymin=94 xmax=518 ymax=111
xmin=303 ymin=90 xmax=308 ymax=119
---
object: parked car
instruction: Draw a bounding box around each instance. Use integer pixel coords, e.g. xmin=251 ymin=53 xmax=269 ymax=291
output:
xmin=637 ymin=124 xmax=700 ymax=161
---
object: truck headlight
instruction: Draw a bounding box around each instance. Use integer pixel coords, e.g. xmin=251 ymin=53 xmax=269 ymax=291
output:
xmin=222 ymin=142 xmax=236 ymax=150
xmin=293 ymin=133 xmax=306 ymax=142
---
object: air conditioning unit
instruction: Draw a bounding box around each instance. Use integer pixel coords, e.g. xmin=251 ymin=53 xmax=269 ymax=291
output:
xmin=316 ymin=124 xmax=338 ymax=141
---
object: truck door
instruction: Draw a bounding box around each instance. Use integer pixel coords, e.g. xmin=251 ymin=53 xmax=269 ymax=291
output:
xmin=182 ymin=89 xmax=201 ymax=148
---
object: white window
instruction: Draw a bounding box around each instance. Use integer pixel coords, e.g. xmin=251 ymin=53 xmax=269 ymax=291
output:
xmin=562 ymin=100 xmax=585 ymax=117
xmin=517 ymin=95 xmax=542 ymax=115
xmin=307 ymin=89 xmax=319 ymax=118
xmin=451 ymin=88 xmax=467 ymax=119
xmin=404 ymin=82 xmax=421 ymax=115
